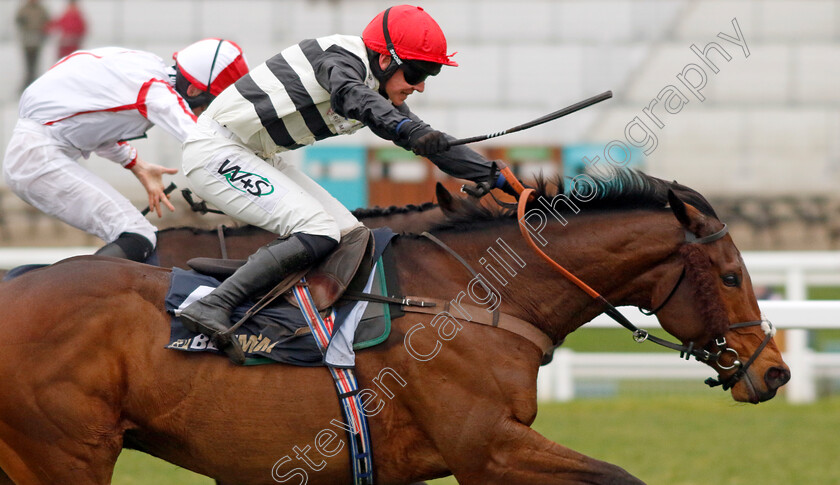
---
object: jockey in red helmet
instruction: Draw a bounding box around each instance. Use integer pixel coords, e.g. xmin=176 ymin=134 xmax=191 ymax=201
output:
xmin=179 ymin=5 xmax=514 ymax=364
xmin=363 ymin=4 xmax=457 ymax=85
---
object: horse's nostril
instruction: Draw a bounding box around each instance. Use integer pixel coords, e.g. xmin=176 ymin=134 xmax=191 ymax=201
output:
xmin=765 ymin=366 xmax=791 ymax=389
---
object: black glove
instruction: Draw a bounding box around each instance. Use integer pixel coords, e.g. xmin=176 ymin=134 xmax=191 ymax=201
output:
xmin=409 ymin=129 xmax=451 ymax=157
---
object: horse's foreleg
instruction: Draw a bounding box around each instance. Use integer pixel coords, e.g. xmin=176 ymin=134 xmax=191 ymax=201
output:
xmin=0 ymin=437 xmax=120 ymax=485
xmin=0 ymin=369 xmax=124 ymax=484
xmin=451 ymin=421 xmax=644 ymax=485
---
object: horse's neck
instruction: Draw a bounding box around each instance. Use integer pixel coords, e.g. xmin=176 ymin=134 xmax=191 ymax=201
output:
xmin=543 ymin=212 xmax=681 ymax=333
xmin=569 ymin=211 xmax=681 ymax=291
xmin=392 ymin=211 xmax=680 ymax=341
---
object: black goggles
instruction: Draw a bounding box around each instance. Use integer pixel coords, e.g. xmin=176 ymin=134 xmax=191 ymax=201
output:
xmin=400 ymin=60 xmax=441 ymax=85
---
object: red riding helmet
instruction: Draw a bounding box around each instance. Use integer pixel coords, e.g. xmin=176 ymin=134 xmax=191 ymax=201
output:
xmin=362 ymin=5 xmax=458 ymax=67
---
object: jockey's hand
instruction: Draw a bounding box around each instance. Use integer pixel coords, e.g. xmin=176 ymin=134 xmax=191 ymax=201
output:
xmin=497 ymin=180 xmax=522 ymax=198
xmin=494 ymin=171 xmax=531 ymax=198
xmin=409 ymin=129 xmax=451 ymax=157
xmin=129 ymin=156 xmax=178 ymax=217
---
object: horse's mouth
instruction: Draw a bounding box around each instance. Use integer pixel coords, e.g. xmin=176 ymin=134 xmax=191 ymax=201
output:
xmin=737 ymin=372 xmax=777 ymax=404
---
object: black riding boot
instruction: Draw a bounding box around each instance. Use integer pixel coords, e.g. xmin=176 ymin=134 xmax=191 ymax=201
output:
xmin=95 ymin=242 xmax=129 ymax=259
xmin=179 ymin=236 xmax=315 ymax=364
xmin=95 ymin=232 xmax=153 ymax=262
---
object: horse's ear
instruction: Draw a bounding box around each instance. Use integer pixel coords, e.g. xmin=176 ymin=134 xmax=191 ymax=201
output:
xmin=668 ymin=189 xmax=708 ymax=236
xmin=668 ymin=189 xmax=691 ymax=228
xmin=436 ymin=182 xmax=458 ymax=217
xmin=436 ymin=182 xmax=454 ymax=207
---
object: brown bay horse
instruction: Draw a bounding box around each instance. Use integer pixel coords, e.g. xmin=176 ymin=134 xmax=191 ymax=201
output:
xmin=0 ymin=172 xmax=789 ymax=484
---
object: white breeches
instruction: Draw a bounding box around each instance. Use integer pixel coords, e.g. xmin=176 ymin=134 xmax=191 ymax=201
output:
xmin=2 ymin=118 xmax=158 ymax=245
xmin=182 ymin=116 xmax=360 ymax=242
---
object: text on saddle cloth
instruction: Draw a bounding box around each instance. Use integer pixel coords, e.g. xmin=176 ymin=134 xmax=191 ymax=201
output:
xmin=165 ymin=228 xmax=398 ymax=366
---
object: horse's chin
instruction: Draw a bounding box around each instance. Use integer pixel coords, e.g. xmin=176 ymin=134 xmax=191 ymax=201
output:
xmin=730 ymin=375 xmax=777 ymax=404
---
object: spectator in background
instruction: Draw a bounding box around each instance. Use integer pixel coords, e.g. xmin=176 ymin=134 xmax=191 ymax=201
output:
xmin=48 ymin=0 xmax=87 ymax=59
xmin=15 ymin=0 xmax=50 ymax=91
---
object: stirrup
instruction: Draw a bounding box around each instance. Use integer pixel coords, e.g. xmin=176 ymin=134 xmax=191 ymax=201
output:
xmin=212 ymin=331 xmax=245 ymax=365
xmin=181 ymin=309 xmax=246 ymax=365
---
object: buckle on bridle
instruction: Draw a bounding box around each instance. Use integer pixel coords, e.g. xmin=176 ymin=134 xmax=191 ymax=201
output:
xmin=715 ymin=348 xmax=742 ymax=371
xmin=633 ymin=329 xmax=649 ymax=343
xmin=403 ymin=298 xmax=436 ymax=308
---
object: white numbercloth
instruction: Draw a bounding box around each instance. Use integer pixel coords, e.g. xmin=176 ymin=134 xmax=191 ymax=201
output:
xmin=2 ymin=118 xmax=158 ymax=244
xmin=324 ymin=260 xmax=378 ymax=367
xmin=182 ymin=116 xmax=360 ymax=241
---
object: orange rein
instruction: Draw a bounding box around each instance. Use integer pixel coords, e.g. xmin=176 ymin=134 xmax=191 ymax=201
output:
xmin=515 ymin=187 xmax=602 ymax=299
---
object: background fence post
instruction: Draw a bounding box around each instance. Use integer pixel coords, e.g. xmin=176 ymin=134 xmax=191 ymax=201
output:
xmin=784 ymin=266 xmax=817 ymax=403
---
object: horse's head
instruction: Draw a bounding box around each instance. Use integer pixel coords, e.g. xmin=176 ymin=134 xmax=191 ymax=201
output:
xmin=431 ymin=175 xmax=789 ymax=404
xmin=649 ymin=189 xmax=790 ymax=403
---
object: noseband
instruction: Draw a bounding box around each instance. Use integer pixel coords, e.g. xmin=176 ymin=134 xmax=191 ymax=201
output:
xmin=515 ymin=189 xmax=777 ymax=391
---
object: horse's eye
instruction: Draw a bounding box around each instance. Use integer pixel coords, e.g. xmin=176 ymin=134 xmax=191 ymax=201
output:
xmin=721 ymin=273 xmax=740 ymax=287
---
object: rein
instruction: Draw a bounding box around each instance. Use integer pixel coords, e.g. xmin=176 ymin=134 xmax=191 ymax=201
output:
xmin=514 ymin=187 xmax=775 ymax=390
xmin=397 ymin=232 xmax=558 ymax=358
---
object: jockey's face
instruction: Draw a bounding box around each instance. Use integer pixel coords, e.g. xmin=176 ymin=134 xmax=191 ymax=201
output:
xmin=379 ymin=55 xmax=425 ymax=106
xmin=186 ymin=84 xmax=208 ymax=116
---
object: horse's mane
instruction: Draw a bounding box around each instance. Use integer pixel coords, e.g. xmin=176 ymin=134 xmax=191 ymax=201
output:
xmin=430 ymin=169 xmax=719 ymax=232
xmin=157 ymin=224 xmax=268 ymax=236
xmin=350 ymin=201 xmax=438 ymax=218
xmin=158 ymin=171 xmax=718 ymax=236
xmin=157 ymin=202 xmax=441 ymax=236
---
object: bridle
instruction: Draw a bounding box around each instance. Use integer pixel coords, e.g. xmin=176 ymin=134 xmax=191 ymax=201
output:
xmin=638 ymin=224 xmax=731 ymax=317
xmin=513 ymin=185 xmax=777 ymax=391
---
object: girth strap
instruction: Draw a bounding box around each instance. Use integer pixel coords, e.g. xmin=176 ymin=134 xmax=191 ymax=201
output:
xmin=292 ymin=282 xmax=374 ymax=485
xmin=400 ymin=296 xmax=556 ymax=357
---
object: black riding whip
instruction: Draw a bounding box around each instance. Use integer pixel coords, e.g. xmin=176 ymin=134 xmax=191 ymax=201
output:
xmin=450 ymin=90 xmax=613 ymax=147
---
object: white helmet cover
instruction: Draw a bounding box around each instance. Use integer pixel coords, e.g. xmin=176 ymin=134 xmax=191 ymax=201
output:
xmin=173 ymin=38 xmax=248 ymax=96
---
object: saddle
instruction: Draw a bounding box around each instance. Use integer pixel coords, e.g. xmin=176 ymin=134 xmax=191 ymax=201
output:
xmin=187 ymin=226 xmax=374 ymax=311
